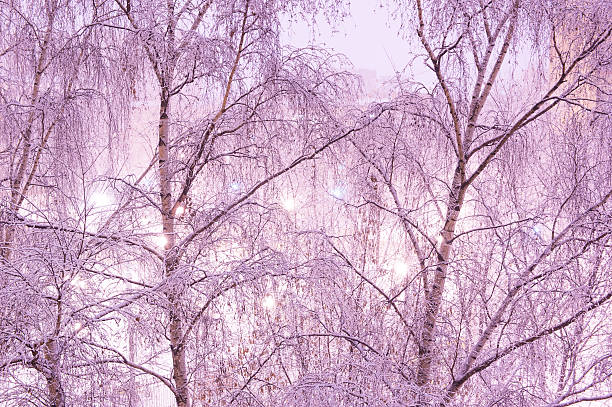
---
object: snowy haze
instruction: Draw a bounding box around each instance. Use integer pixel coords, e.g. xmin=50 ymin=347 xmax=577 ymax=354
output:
xmin=282 ymin=3 xmax=410 ymax=76
xmin=1 ymin=1 xmax=611 ymax=407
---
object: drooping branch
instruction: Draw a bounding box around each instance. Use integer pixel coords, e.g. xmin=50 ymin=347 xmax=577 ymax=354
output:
xmin=178 ymin=105 xmax=388 ymax=253
xmin=445 ymin=290 xmax=612 ymax=403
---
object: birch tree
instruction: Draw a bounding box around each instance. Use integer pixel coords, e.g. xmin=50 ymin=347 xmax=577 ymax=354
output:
xmin=1 ymin=0 xmax=609 ymax=406
xmin=326 ymin=0 xmax=612 ymax=405
xmin=106 ymin=1 xmax=381 ymax=406
xmin=0 ymin=1 xmax=134 ymax=405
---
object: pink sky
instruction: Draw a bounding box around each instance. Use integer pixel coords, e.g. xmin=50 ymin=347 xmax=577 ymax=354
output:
xmin=283 ymin=3 xmax=412 ymax=77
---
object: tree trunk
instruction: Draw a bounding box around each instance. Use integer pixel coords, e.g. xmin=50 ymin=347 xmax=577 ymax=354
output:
xmin=158 ymin=95 xmax=191 ymax=407
xmin=416 ymin=165 xmax=466 ymax=390
xmin=170 ymin=312 xmax=190 ymax=407
xmin=37 ymin=339 xmax=65 ymax=407
xmin=1 ymin=9 xmax=54 ymax=260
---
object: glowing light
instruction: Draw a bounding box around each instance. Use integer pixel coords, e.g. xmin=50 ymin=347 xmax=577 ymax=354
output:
xmin=331 ymin=185 xmax=345 ymax=199
xmin=154 ymin=234 xmax=169 ymax=249
xmin=531 ymin=223 xmax=550 ymax=242
xmin=174 ymin=205 xmax=185 ymax=217
xmin=262 ymin=294 xmax=276 ymax=310
xmin=89 ymin=192 xmax=113 ymax=209
xmin=43 ymin=286 xmax=56 ymax=297
xmin=393 ymin=260 xmax=409 ymax=279
xmin=74 ymin=322 xmax=83 ymax=331
xmin=229 ymin=181 xmax=242 ymax=192
xmin=282 ymin=196 xmax=296 ymax=211
xmin=71 ymin=276 xmax=87 ymax=289
xmin=532 ymin=225 xmax=542 ymax=238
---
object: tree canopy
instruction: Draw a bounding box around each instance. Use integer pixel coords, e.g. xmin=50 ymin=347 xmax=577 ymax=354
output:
xmin=0 ymin=0 xmax=610 ymax=406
